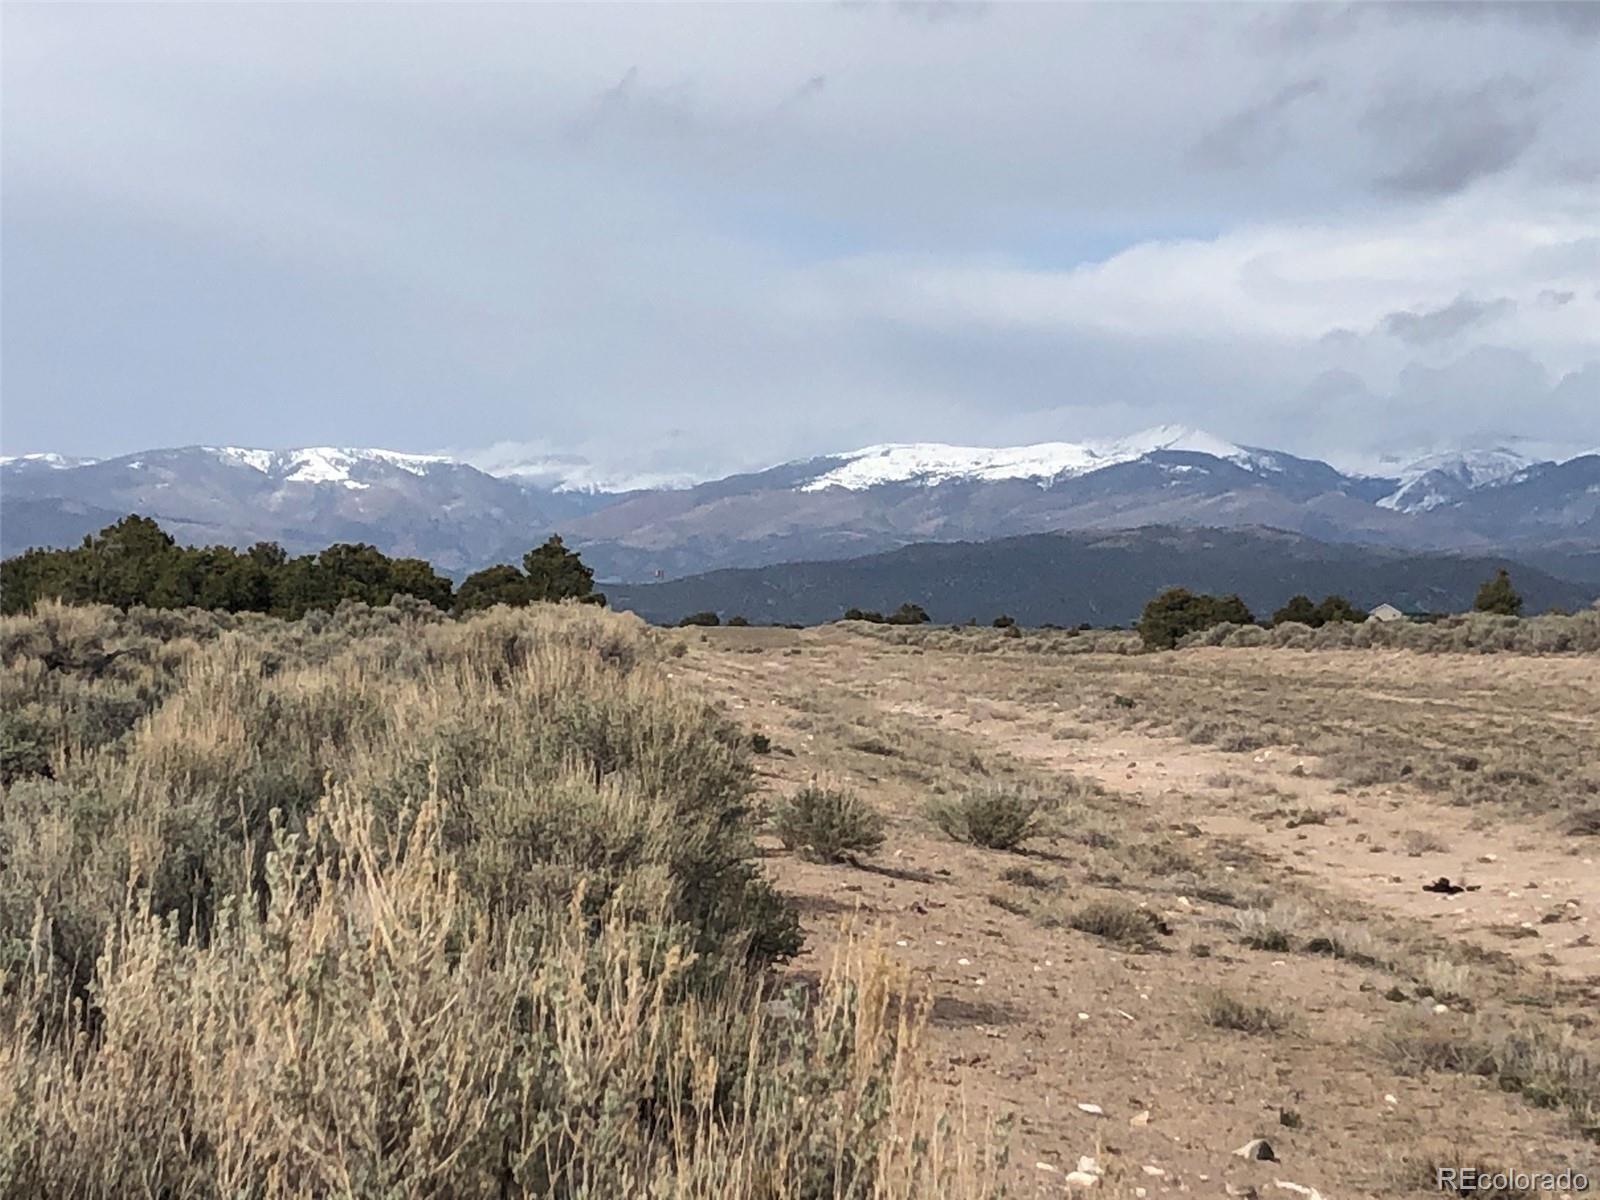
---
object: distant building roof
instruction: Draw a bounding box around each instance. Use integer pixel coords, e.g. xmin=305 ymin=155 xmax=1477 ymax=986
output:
xmin=1367 ymin=603 xmax=1405 ymax=622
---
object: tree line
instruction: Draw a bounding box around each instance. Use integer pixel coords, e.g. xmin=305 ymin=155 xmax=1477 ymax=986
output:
xmin=1134 ymin=568 xmax=1524 ymax=649
xmin=0 ymin=514 xmax=1531 ymax=639
xmin=0 ymin=515 xmax=604 ymax=618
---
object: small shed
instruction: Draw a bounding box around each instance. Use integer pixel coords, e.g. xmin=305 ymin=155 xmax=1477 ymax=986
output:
xmin=1367 ymin=603 xmax=1405 ymax=623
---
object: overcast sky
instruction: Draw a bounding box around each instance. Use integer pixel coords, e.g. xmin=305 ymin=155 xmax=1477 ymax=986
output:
xmin=3 ymin=2 xmax=1597 ymax=481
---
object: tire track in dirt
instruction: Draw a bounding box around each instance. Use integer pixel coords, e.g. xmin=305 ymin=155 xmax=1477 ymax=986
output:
xmin=895 ymin=697 xmax=1599 ymax=988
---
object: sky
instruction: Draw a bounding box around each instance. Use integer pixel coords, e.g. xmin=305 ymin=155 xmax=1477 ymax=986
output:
xmin=3 ymin=2 xmax=1597 ymax=484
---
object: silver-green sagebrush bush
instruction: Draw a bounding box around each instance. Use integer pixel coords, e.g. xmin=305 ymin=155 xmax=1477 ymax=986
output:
xmin=928 ymin=786 xmax=1044 ymax=851
xmin=0 ymin=601 xmax=995 ymax=1198
xmin=771 ymin=784 xmax=888 ymax=864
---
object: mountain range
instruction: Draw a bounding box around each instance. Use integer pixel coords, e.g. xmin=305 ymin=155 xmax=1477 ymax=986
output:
xmin=602 ymin=526 xmax=1598 ymax=628
xmin=4 ymin=428 xmax=1598 ymax=584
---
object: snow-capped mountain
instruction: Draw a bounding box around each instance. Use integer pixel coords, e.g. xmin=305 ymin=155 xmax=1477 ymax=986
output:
xmin=1376 ymin=448 xmax=1540 ymax=513
xmin=0 ymin=452 xmax=101 ymax=471
xmin=795 ymin=426 xmax=1286 ymax=492
xmin=202 ymin=446 xmax=453 ymax=488
xmin=3 ymin=432 xmax=1597 ymax=581
xmin=464 ymin=450 xmax=698 ymax=496
xmin=0 ymin=445 xmax=592 ymax=573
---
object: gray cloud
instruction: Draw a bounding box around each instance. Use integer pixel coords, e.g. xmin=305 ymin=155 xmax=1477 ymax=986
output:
xmin=1365 ymin=79 xmax=1544 ymax=196
xmin=1260 ymin=3 xmax=1600 ymax=46
xmin=1 ymin=3 xmax=1596 ymax=473
xmin=890 ymin=1 xmax=991 ymax=24
xmin=1190 ymin=78 xmax=1324 ymax=170
xmin=1391 ymin=1 xmax=1600 ymax=38
xmin=1379 ymin=295 xmax=1516 ymax=344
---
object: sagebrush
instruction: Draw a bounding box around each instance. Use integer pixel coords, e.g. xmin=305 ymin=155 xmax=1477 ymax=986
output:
xmin=0 ymin=601 xmax=990 ymax=1198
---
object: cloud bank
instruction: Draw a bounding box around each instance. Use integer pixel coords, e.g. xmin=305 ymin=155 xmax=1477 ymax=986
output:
xmin=2 ymin=3 xmax=1596 ymax=478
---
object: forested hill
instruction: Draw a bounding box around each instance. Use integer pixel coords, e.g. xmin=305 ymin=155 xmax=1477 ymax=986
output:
xmin=604 ymin=526 xmax=1596 ymax=627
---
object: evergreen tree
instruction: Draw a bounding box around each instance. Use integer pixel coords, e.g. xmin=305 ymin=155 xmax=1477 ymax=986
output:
xmin=0 ymin=548 xmax=61 ymax=615
xmin=455 ymin=564 xmax=534 ymax=612
xmin=886 ymin=602 xmax=930 ymax=625
xmin=521 ymin=535 xmax=605 ymax=605
xmin=1313 ymin=594 xmax=1366 ymax=625
xmin=83 ymin=515 xmax=179 ymax=608
xmin=1137 ymin=588 xmax=1256 ymax=649
xmin=388 ymin=557 xmax=454 ymax=611
xmin=1473 ymin=568 xmax=1523 ymax=616
xmin=1272 ymin=594 xmax=1318 ymax=626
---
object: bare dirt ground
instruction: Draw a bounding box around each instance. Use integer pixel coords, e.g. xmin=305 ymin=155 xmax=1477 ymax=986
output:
xmin=668 ymin=624 xmax=1600 ymax=1199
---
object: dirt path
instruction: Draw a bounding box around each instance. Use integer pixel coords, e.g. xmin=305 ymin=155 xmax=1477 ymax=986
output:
xmin=898 ymin=698 xmax=1598 ymax=986
xmin=670 ymin=627 xmax=1600 ymax=1198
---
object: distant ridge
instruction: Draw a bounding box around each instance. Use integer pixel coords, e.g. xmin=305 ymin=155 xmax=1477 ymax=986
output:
xmin=604 ymin=526 xmax=1597 ymax=627
xmin=4 ymin=432 xmax=1597 ymax=580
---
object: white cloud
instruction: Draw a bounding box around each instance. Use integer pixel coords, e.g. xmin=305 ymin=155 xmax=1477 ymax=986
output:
xmin=2 ymin=3 xmax=1596 ymax=472
xmin=792 ymin=196 xmax=1596 ymax=354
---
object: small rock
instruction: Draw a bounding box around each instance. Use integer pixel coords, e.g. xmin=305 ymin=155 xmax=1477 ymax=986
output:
xmin=1479 ymin=853 xmax=1498 ymax=863
xmin=1384 ymin=1093 xmax=1398 ymax=1105
xmin=1274 ymin=1182 xmax=1324 ymax=1200
xmin=1077 ymin=1103 xmax=1105 ymax=1116
xmin=1065 ymin=1155 xmax=1103 ymax=1188
xmin=1035 ymin=1161 xmax=1058 ymax=1173
xmin=1234 ymin=1138 xmax=1278 ymax=1162
xmin=1141 ymin=1164 xmax=1166 ymax=1177
xmin=1129 ymin=1109 xmax=1151 ymax=1127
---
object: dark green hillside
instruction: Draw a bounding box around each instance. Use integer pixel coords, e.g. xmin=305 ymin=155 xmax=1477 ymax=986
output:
xmin=605 ymin=526 xmax=1596 ymax=627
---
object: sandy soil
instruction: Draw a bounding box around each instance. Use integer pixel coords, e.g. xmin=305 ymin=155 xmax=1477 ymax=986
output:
xmin=668 ymin=624 xmax=1600 ymax=1198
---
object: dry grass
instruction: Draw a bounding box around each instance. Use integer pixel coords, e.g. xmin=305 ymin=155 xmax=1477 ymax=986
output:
xmin=1402 ymin=829 xmax=1451 ymax=855
xmin=1065 ymin=899 xmax=1168 ymax=951
xmin=1201 ymin=990 xmax=1293 ymax=1036
xmin=927 ymin=786 xmax=1044 ymax=850
xmin=661 ymin=620 xmax=1600 ymax=1193
xmin=771 ymin=784 xmax=889 ymax=863
xmin=1182 ymin=606 xmax=1600 ymax=654
xmin=955 ymin=639 xmax=1600 ymax=820
xmin=0 ymin=601 xmax=994 ymax=1198
xmin=1232 ymin=902 xmax=1307 ymax=952
xmin=1383 ymin=1017 xmax=1600 ymax=1141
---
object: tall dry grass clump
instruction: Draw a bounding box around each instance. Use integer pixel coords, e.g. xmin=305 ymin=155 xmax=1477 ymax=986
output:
xmin=0 ymin=600 xmax=990 ymax=1198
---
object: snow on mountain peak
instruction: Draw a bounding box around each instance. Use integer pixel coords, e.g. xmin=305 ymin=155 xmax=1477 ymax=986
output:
xmin=1394 ymin=448 xmax=1534 ymax=487
xmin=0 ymin=452 xmax=99 ymax=469
xmin=208 ymin=446 xmax=452 ymax=489
xmin=797 ymin=441 xmax=1100 ymax=491
xmin=1375 ymin=447 xmax=1538 ymax=512
xmin=797 ymin=426 xmax=1270 ymax=492
xmin=473 ymin=454 xmax=698 ymax=495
